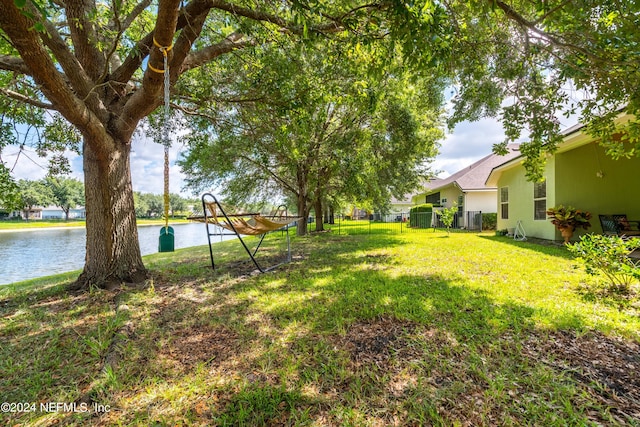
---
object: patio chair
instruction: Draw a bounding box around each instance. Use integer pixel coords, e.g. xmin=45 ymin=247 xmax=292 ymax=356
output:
xmin=599 ymin=214 xmax=640 ymax=238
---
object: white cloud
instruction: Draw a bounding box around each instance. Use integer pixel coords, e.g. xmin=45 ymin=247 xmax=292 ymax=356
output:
xmin=431 ymin=117 xmax=511 ymax=178
xmin=4 ymin=135 xmax=191 ymax=196
xmin=432 ymin=113 xmax=581 ymax=178
xmin=3 ymin=148 xmax=44 ymax=179
xmin=129 ymin=136 xmax=189 ymax=195
xmin=5 ymin=121 xmax=505 ymax=194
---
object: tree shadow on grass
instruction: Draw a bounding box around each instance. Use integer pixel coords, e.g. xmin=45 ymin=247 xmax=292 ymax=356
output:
xmin=5 ymin=231 xmax=639 ymax=425
xmin=233 ymin=263 xmax=637 ymax=425
xmin=0 ymin=284 xmax=123 ymax=426
xmin=479 ymin=234 xmax=574 ymax=260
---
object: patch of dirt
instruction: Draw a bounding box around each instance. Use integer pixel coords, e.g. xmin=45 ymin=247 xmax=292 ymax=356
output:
xmin=332 ymin=318 xmax=640 ymax=425
xmin=521 ymin=330 xmax=640 ymax=423
xmin=162 ymin=323 xmax=244 ymax=369
xmin=335 ymin=316 xmax=420 ymax=368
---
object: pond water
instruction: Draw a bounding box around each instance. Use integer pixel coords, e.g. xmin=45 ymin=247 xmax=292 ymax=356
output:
xmin=0 ymin=223 xmax=224 ymax=285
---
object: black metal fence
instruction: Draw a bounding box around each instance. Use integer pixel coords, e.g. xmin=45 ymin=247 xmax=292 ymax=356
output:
xmin=431 ymin=210 xmax=483 ymax=231
xmin=307 ymin=211 xmax=483 ymax=235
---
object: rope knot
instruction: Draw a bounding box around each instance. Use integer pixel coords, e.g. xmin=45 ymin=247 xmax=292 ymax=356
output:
xmin=153 ymin=37 xmax=173 ymax=57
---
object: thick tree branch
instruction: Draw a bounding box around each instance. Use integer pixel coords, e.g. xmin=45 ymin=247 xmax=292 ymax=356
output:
xmin=66 ymin=0 xmax=106 ymax=81
xmin=110 ymin=32 xmax=154 ymax=85
xmin=111 ymin=0 xmax=343 ymax=89
xmin=123 ymin=0 xmax=153 ymax=30
xmin=0 ymin=55 xmax=31 ymax=75
xmin=210 ymin=0 xmax=342 ymax=34
xmin=0 ymin=88 xmax=55 ymax=110
xmin=0 ymin=0 xmax=107 ymax=147
xmin=99 ymin=0 xmax=152 ymax=92
xmin=116 ymin=0 xmax=182 ymax=141
xmin=182 ymin=32 xmax=254 ymax=72
xmin=40 ymin=14 xmax=94 ymax=98
xmin=169 ymin=9 xmax=208 ymax=82
xmin=111 ymin=0 xmax=211 ymax=85
xmin=493 ymin=0 xmax=602 ymax=62
xmin=532 ymin=0 xmax=573 ymax=25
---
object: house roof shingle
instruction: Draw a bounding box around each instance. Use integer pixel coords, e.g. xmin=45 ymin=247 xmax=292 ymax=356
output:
xmin=427 ymin=144 xmax=521 ymax=192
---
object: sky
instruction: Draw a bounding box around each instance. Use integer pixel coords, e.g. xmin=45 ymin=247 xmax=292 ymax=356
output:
xmin=3 ymin=113 xmax=580 ymax=198
xmin=4 ymin=135 xmax=190 ymax=196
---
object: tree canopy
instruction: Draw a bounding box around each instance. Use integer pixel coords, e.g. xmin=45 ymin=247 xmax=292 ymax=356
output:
xmin=45 ymin=176 xmax=84 ymax=220
xmin=17 ymin=178 xmax=53 ymax=217
xmin=178 ymin=40 xmax=443 ymax=233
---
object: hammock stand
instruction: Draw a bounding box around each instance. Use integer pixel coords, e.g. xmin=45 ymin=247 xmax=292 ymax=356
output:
xmin=193 ymin=193 xmax=301 ymax=273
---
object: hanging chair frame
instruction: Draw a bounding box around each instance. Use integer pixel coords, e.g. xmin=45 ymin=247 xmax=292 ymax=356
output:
xmin=198 ymin=193 xmax=299 ymax=273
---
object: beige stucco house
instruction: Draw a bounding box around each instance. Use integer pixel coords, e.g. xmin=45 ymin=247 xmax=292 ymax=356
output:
xmin=411 ymin=144 xmax=521 ymax=228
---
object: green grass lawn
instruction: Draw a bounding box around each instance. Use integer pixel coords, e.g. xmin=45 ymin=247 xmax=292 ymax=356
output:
xmin=0 ymin=219 xmax=88 ymax=229
xmin=0 ymin=218 xmax=188 ymax=230
xmin=1 ymin=231 xmax=639 ymax=426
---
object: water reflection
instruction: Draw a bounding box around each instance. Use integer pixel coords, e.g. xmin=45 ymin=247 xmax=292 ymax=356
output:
xmin=0 ymin=223 xmax=218 ymax=285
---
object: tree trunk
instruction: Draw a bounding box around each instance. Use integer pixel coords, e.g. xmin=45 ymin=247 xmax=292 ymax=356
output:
xmin=74 ymin=138 xmax=147 ymax=289
xmin=296 ymin=192 xmax=309 ymax=236
xmin=323 ymin=205 xmax=332 ymax=224
xmin=295 ymin=167 xmax=311 ymax=236
xmin=314 ymin=197 xmax=324 ymax=232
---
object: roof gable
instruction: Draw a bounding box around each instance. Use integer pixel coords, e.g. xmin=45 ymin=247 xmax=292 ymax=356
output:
xmin=428 ymin=144 xmax=521 ymax=191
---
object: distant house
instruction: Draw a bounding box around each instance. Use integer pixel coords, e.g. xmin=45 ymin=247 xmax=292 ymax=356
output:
xmin=0 ymin=209 xmax=28 ymax=219
xmin=412 ymin=145 xmax=521 ymax=228
xmin=21 ymin=207 xmax=43 ymax=220
xmin=485 ymin=113 xmax=640 ymax=242
xmin=41 ymin=205 xmax=86 ymax=220
xmin=389 ymin=195 xmax=413 ymax=213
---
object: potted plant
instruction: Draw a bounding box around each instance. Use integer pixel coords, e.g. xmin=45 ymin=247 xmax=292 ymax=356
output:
xmin=546 ymin=205 xmax=592 ymax=243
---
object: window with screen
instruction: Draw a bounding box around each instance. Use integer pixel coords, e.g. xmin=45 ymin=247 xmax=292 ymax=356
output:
xmin=500 ymin=187 xmax=509 ymax=219
xmin=426 ymin=192 xmax=441 ymax=206
xmin=533 ymin=180 xmax=546 ymax=220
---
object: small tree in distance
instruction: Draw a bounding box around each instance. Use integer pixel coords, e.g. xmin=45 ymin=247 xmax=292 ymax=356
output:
xmin=45 ymin=177 xmax=85 ymax=221
xmin=17 ymin=179 xmax=53 ymax=221
xmin=437 ymin=204 xmax=458 ymax=235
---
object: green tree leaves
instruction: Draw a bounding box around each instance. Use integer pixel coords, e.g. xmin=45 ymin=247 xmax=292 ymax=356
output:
xmin=0 ymin=163 xmax=21 ymax=211
xmin=45 ymin=176 xmax=84 ymax=220
xmin=178 ymin=39 xmax=443 ymax=229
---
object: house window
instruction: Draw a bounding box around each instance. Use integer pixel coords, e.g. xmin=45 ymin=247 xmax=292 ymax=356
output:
xmin=457 ymin=195 xmax=464 ymax=215
xmin=533 ymin=180 xmax=546 ymax=220
xmin=500 ymin=187 xmax=509 ymax=219
xmin=426 ymin=192 xmax=441 ymax=206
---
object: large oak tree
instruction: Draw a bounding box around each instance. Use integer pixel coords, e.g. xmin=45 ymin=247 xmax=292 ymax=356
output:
xmin=0 ymin=0 xmax=349 ymax=288
xmin=1 ymin=0 xmax=638 ymax=288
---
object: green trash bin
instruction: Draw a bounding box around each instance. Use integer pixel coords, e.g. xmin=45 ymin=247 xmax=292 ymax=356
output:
xmin=158 ymin=226 xmax=175 ymax=252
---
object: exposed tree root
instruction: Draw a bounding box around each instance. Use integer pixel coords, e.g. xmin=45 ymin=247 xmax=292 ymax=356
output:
xmin=69 ymin=268 xmax=148 ymax=292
